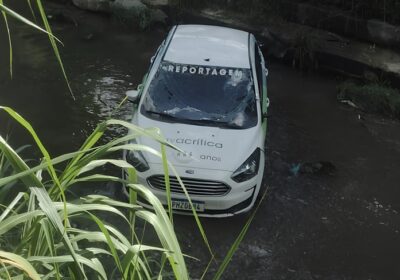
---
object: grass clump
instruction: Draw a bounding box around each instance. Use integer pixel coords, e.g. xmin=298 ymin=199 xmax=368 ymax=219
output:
xmin=0 ymin=106 xmax=191 ymax=279
xmin=337 ymin=81 xmax=400 ymax=119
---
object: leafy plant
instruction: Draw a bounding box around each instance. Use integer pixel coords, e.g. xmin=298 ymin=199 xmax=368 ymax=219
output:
xmin=0 ymin=106 xmax=194 ymax=279
xmin=0 ymin=138 xmax=30 ymax=205
xmin=338 ymin=81 xmax=400 ymax=119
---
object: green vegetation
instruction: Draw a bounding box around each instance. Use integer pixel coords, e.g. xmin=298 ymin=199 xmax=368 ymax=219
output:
xmin=0 ymin=107 xmax=192 ymax=279
xmin=338 ymin=81 xmax=400 ymax=119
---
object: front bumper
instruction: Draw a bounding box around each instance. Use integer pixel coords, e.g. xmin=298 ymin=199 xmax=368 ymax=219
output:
xmin=124 ymin=161 xmax=264 ymax=217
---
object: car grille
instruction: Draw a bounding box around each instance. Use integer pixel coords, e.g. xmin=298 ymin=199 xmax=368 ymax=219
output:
xmin=147 ymin=175 xmax=230 ymax=196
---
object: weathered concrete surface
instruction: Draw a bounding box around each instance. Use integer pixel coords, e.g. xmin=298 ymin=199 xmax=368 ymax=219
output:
xmin=141 ymin=0 xmax=168 ymax=8
xmin=196 ymin=8 xmax=400 ymax=80
xmin=281 ymin=0 xmax=400 ymax=49
xmin=71 ymin=0 xmax=167 ymax=28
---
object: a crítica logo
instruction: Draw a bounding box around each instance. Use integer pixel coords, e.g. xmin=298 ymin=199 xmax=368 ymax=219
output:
xmin=167 ymin=138 xmax=223 ymax=149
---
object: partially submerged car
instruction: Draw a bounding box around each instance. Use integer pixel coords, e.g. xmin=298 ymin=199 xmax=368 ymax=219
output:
xmin=124 ymin=24 xmax=269 ymax=217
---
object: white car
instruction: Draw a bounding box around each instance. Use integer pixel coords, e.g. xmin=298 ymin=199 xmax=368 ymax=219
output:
xmin=124 ymin=24 xmax=269 ymax=217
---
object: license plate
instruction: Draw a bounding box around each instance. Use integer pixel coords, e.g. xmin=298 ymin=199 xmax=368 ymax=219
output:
xmin=171 ymin=199 xmax=205 ymax=212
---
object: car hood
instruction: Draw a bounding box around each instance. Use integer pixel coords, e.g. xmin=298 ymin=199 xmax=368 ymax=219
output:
xmin=134 ymin=114 xmax=260 ymax=172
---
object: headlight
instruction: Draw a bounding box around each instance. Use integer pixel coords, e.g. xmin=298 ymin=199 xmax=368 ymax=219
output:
xmin=125 ymin=141 xmax=150 ymax=172
xmin=231 ymin=148 xmax=260 ymax=182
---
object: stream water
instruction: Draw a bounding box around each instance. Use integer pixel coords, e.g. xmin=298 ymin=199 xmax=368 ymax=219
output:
xmin=0 ymin=3 xmax=400 ymax=279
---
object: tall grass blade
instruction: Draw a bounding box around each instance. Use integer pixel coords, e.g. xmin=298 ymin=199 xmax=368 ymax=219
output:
xmin=61 ymin=122 xmax=108 ymax=181
xmin=200 ymin=257 xmax=214 ymax=280
xmin=157 ymin=253 xmax=167 ymax=280
xmin=0 ymin=192 xmax=25 ymax=222
xmin=0 ymin=251 xmax=41 ymax=280
xmin=121 ymin=245 xmax=155 ymax=279
xmin=81 ymin=194 xmax=139 ymax=210
xmin=53 ymin=201 xmax=130 ymax=221
xmin=35 ymin=0 xmax=74 ymax=99
xmin=161 ymin=144 xmax=173 ymax=223
xmin=0 ymin=0 xmax=12 ymax=78
xmin=77 ymin=159 xmax=133 ymax=176
xmin=40 ymin=219 xmax=61 ymax=279
xmin=0 ymin=106 xmax=58 ymax=187
xmin=128 ymin=184 xmax=188 ymax=279
xmin=0 ymin=4 xmax=61 ymax=43
xmin=127 ymin=167 xmax=137 ymax=243
xmin=28 ymin=255 xmax=107 ymax=280
xmin=0 ymin=135 xmax=43 ymax=189
xmin=26 ymin=0 xmax=37 ymax=21
xmin=68 ymin=231 xmax=126 ymax=252
xmin=0 ymin=106 xmax=67 ymax=228
xmin=212 ymin=188 xmax=269 ymax=280
xmin=0 ymin=210 xmax=43 ymax=236
xmin=0 ymin=259 xmax=12 ymax=280
xmin=88 ymin=214 xmax=123 ymax=276
xmin=30 ymin=187 xmax=87 ymax=279
xmin=168 ymin=163 xmax=214 ymax=260
xmin=0 ymin=148 xmax=95 ymax=188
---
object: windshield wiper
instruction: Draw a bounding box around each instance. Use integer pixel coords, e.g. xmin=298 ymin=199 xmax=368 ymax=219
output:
xmin=145 ymin=110 xmax=181 ymax=121
xmin=190 ymin=119 xmax=242 ymax=129
xmin=145 ymin=110 xmax=241 ymax=128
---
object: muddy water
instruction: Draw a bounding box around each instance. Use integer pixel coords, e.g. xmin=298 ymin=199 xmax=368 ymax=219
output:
xmin=1 ymin=3 xmax=400 ymax=280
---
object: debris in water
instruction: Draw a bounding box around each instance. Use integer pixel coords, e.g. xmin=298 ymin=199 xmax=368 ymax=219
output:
xmin=290 ymin=163 xmax=301 ymax=176
xmin=247 ymin=245 xmax=271 ymax=258
xmin=340 ymin=99 xmax=359 ymax=109
xmin=300 ymin=161 xmax=336 ymax=175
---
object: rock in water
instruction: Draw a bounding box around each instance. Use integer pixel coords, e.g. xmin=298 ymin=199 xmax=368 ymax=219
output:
xmin=110 ymin=0 xmax=151 ymax=29
xmin=72 ymin=0 xmax=110 ymax=13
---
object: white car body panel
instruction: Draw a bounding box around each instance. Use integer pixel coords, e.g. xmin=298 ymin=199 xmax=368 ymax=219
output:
xmin=135 ymin=115 xmax=261 ymax=172
xmin=164 ymin=25 xmax=250 ymax=68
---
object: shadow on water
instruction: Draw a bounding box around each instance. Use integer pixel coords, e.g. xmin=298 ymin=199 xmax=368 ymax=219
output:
xmin=1 ymin=3 xmax=400 ymax=279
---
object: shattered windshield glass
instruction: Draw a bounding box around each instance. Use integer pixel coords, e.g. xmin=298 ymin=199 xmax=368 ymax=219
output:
xmin=140 ymin=61 xmax=258 ymax=129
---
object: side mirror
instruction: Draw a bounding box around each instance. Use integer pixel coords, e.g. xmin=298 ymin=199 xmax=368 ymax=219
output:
xmin=126 ymin=90 xmax=140 ymax=103
xmin=262 ymin=98 xmax=271 ymax=119
xmin=265 ymin=68 xmax=269 ymax=77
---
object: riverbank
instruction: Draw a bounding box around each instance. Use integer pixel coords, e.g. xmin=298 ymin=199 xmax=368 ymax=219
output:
xmin=45 ymin=0 xmax=400 ymax=84
xmin=179 ymin=6 xmax=400 ymax=85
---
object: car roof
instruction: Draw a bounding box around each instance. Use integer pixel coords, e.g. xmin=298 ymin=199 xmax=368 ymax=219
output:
xmin=163 ymin=25 xmax=251 ymax=69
